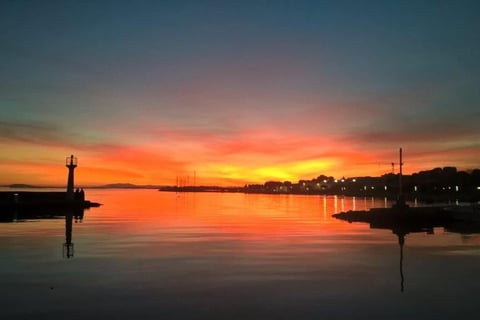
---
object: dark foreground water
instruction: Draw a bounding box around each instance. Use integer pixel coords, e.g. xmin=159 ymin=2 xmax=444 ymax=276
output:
xmin=1 ymin=190 xmax=479 ymax=319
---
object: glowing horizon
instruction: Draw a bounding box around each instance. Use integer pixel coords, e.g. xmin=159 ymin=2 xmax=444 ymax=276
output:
xmin=1 ymin=138 xmax=478 ymax=187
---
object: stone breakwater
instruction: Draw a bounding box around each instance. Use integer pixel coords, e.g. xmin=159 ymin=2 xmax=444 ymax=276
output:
xmin=0 ymin=191 xmax=100 ymax=215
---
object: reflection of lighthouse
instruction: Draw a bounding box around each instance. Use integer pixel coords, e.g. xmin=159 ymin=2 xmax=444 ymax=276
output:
xmin=63 ymin=212 xmax=74 ymax=258
xmin=66 ymin=155 xmax=77 ymax=200
xmin=62 ymin=209 xmax=84 ymax=259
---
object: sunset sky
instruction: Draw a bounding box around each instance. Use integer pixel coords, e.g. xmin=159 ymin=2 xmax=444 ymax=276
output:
xmin=1 ymin=0 xmax=479 ymax=186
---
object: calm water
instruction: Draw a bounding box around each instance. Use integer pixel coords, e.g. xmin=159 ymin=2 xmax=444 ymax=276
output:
xmin=1 ymin=190 xmax=479 ymax=319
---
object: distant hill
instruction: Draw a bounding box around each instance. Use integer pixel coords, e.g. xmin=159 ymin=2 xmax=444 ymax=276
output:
xmin=2 ymin=183 xmax=163 ymax=190
xmin=96 ymin=183 xmax=162 ymax=189
xmin=7 ymin=184 xmax=40 ymax=189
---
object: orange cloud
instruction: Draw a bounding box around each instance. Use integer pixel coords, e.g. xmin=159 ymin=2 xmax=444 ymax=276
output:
xmin=1 ymin=115 xmax=479 ymax=187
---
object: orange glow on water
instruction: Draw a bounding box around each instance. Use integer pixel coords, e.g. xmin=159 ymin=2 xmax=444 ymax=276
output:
xmin=84 ymin=190 xmax=378 ymax=241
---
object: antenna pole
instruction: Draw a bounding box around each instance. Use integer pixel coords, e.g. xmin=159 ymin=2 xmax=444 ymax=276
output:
xmin=394 ymin=147 xmax=408 ymax=209
xmin=399 ymin=148 xmax=403 ymax=196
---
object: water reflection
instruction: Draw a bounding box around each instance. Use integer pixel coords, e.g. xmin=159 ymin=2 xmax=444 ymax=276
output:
xmin=390 ymin=225 xmax=420 ymax=293
xmin=335 ymin=210 xmax=480 ymax=293
xmin=399 ymin=231 xmax=405 ymax=292
xmin=63 ymin=208 xmax=84 ymax=259
xmin=0 ymin=206 xmax=84 ymax=258
xmin=2 ymin=191 xmax=480 ymax=319
xmin=389 ymin=223 xmax=479 ymax=293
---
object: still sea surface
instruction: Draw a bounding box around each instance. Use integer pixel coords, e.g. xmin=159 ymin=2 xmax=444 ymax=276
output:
xmin=1 ymin=189 xmax=479 ymax=319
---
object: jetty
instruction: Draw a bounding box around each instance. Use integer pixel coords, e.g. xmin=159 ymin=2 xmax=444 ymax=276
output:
xmin=333 ymin=148 xmax=479 ymax=229
xmin=333 ymin=205 xmax=453 ymax=227
xmin=0 ymin=155 xmax=100 ymax=220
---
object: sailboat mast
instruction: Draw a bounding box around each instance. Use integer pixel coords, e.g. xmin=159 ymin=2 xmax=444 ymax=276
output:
xmin=399 ymin=147 xmax=403 ymax=197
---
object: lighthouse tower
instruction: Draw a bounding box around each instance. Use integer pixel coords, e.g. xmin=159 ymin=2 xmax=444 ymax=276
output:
xmin=66 ymin=155 xmax=77 ymax=200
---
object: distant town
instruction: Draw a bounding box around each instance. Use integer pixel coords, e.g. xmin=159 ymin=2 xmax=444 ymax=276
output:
xmin=160 ymin=167 xmax=480 ymax=203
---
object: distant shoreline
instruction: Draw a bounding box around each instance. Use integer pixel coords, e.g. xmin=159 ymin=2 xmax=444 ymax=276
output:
xmin=3 ymin=166 xmax=480 ymax=203
xmin=2 ymin=185 xmax=479 ymax=204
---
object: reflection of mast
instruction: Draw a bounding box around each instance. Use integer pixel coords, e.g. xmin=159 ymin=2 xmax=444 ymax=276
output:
xmin=398 ymin=233 xmax=405 ymax=293
xmin=63 ymin=212 xmax=74 ymax=258
xmin=392 ymin=226 xmax=407 ymax=293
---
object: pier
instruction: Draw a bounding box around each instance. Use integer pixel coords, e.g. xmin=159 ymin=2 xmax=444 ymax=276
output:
xmin=0 ymin=155 xmax=100 ymax=220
